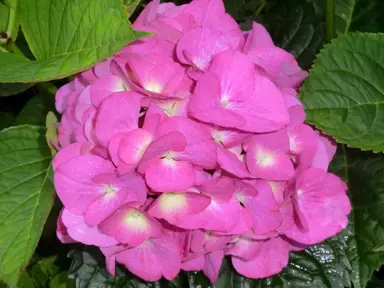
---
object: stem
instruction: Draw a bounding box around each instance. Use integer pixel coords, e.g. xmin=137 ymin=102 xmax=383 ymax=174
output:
xmin=326 ymin=0 xmax=335 ymax=41
xmin=255 ymin=0 xmax=267 ymax=17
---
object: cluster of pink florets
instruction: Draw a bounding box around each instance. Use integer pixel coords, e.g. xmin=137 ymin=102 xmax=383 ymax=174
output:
xmin=53 ymin=0 xmax=351 ymax=282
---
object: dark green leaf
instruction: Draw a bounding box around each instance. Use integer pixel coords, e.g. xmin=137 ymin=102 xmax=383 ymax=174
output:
xmin=0 ymin=126 xmax=54 ymax=286
xmin=0 ymin=82 xmax=34 ymax=97
xmin=349 ymin=0 xmax=384 ymax=33
xmin=330 ymin=146 xmax=384 ymax=288
xmin=123 ymin=0 xmax=142 ymax=17
xmin=299 ymin=33 xmax=384 ymax=152
xmin=0 ymin=112 xmax=15 ymax=130
xmin=14 ymin=92 xmax=54 ymax=126
xmin=0 ymin=0 xmax=148 ymax=83
xmin=259 ymin=0 xmax=325 ymax=70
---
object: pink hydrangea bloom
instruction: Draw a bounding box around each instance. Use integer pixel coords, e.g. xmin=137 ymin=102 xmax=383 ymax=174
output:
xmin=53 ymin=0 xmax=350 ymax=283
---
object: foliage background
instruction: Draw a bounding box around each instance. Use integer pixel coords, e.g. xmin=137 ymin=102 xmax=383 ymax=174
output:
xmin=1 ymin=0 xmax=384 ymax=287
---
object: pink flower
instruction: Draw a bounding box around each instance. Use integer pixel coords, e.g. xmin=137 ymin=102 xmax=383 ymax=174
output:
xmin=53 ymin=0 xmax=350 ymax=283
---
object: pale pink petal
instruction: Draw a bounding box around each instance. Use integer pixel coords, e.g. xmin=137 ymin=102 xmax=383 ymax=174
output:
xmin=95 ymin=91 xmax=141 ymax=147
xmin=100 ymin=205 xmax=163 ymax=246
xmin=61 ymin=209 xmax=118 ymax=247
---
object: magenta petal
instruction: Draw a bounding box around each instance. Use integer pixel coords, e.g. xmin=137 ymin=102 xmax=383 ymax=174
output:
xmin=217 ymin=146 xmax=250 ymax=178
xmin=188 ymin=72 xmax=246 ymax=128
xmin=246 ymin=144 xmax=294 ymax=181
xmin=243 ymin=22 xmax=274 ymax=53
xmin=176 ymin=27 xmax=230 ymax=71
xmin=203 ymin=250 xmax=224 ymax=283
xmin=137 ymin=131 xmax=187 ymax=173
xmin=84 ymin=187 xmax=129 ymax=226
xmin=95 ymin=91 xmax=141 ymax=147
xmin=226 ymin=237 xmax=262 ymax=261
xmin=232 ymin=237 xmax=290 ymax=278
xmin=55 ymin=82 xmax=74 ymax=114
xmin=54 ymin=155 xmax=115 ymax=214
xmin=90 ymin=75 xmax=126 ymax=107
xmin=285 ymin=169 xmax=350 ymax=245
xmin=231 ymin=74 xmax=289 ymax=133
xmin=116 ymin=237 xmax=181 ymax=281
xmin=157 ymin=117 xmax=217 ymax=169
xmin=148 ymin=192 xmax=211 ymax=227
xmin=182 ymin=255 xmax=205 ymax=271
xmin=61 ymin=209 xmax=118 ymax=247
xmin=119 ymin=128 xmax=153 ymax=169
xmin=100 ymin=205 xmax=163 ymax=246
xmin=145 ymin=158 xmax=196 ymax=192
xmin=52 ymin=143 xmax=82 ymax=170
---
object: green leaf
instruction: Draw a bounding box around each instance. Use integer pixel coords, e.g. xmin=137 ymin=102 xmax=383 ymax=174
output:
xmin=0 ymin=0 xmax=148 ymax=83
xmin=0 ymin=112 xmax=15 ymax=130
xmin=260 ymin=0 xmax=325 ymax=69
xmin=0 ymin=82 xmax=33 ymax=97
xmin=349 ymin=0 xmax=384 ymax=33
xmin=0 ymin=3 xmax=10 ymax=34
xmin=14 ymin=93 xmax=54 ymax=126
xmin=335 ymin=0 xmax=355 ymax=35
xmin=330 ymin=146 xmax=384 ymax=288
xmin=299 ymin=32 xmax=384 ymax=152
xmin=123 ymin=0 xmax=142 ymax=18
xmin=45 ymin=112 xmax=59 ymax=156
xmin=0 ymin=126 xmax=54 ymax=287
xmin=49 ymin=272 xmax=75 ymax=288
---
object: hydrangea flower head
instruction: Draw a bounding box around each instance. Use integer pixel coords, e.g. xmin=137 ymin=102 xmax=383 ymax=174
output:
xmin=53 ymin=0 xmax=351 ymax=282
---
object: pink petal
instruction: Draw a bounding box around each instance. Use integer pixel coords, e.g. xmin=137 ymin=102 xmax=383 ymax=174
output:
xmin=232 ymin=237 xmax=290 ymax=278
xmin=55 ymin=82 xmax=75 ymax=114
xmin=211 ymin=126 xmax=251 ymax=149
xmin=203 ymin=250 xmax=224 ymax=283
xmin=52 ymin=143 xmax=82 ymax=170
xmin=119 ymin=128 xmax=153 ymax=170
xmin=116 ymin=237 xmax=181 ymax=281
xmin=225 ymin=237 xmax=262 ymax=261
xmin=176 ymin=27 xmax=230 ymax=71
xmin=145 ymin=158 xmax=196 ymax=192
xmin=230 ymin=74 xmax=289 ymax=133
xmin=100 ymin=205 xmax=163 ymax=246
xmin=243 ymin=181 xmax=282 ymax=235
xmin=137 ymin=131 xmax=187 ymax=173
xmin=285 ymin=169 xmax=350 ymax=245
xmin=148 ymin=192 xmax=211 ymax=227
xmin=188 ymin=72 xmax=246 ymax=128
xmin=243 ymin=22 xmax=274 ymax=53
xmin=217 ymin=146 xmax=250 ymax=178
xmin=56 ymin=210 xmax=75 ymax=244
xmin=54 ymin=155 xmax=115 ymax=214
xmin=157 ymin=117 xmax=217 ymax=169
xmin=126 ymin=54 xmax=185 ymax=98
xmin=95 ymin=91 xmax=141 ymax=147
xmin=61 ymin=209 xmax=118 ymax=247
xmin=90 ymin=75 xmax=126 ymax=107
xmin=246 ymin=144 xmax=294 ymax=181
xmin=182 ymin=255 xmax=205 ymax=271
